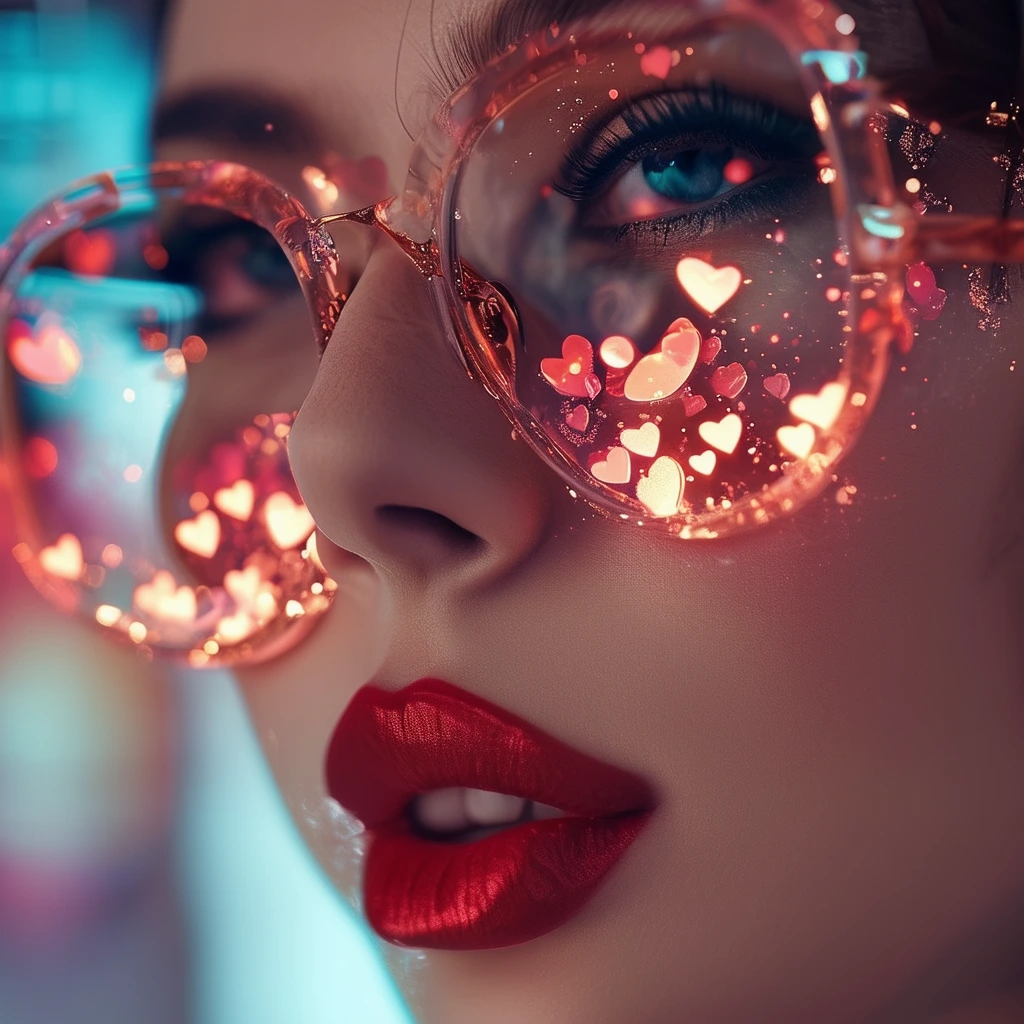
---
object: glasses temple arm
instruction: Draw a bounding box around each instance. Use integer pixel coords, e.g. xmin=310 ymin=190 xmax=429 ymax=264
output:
xmin=903 ymin=214 xmax=1024 ymax=265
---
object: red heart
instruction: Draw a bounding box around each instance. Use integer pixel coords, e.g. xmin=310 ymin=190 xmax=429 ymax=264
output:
xmin=565 ymin=405 xmax=589 ymax=432
xmin=906 ymin=262 xmax=946 ymax=321
xmin=682 ymin=394 xmax=707 ymax=417
xmin=639 ymin=45 xmax=673 ymax=80
xmin=763 ymin=373 xmax=791 ymax=400
xmin=541 ymin=335 xmax=595 ymax=398
xmin=64 ymin=229 xmax=116 ymax=277
xmin=700 ymin=335 xmax=722 ymax=364
xmin=710 ymin=362 xmax=748 ymax=399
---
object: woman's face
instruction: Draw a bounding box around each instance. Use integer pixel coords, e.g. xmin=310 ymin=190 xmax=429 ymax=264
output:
xmin=159 ymin=1 xmax=1024 ymax=1020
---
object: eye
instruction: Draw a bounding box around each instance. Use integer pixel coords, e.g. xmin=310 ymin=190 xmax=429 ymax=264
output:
xmin=555 ymin=85 xmax=823 ymax=237
xmin=163 ymin=214 xmax=300 ymax=334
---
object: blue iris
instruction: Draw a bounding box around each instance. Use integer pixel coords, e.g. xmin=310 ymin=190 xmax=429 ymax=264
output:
xmin=640 ymin=148 xmax=731 ymax=203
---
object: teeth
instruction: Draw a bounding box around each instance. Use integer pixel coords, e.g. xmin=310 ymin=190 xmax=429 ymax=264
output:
xmin=411 ymin=788 xmax=569 ymax=836
xmin=464 ymin=788 xmax=526 ymax=826
xmin=415 ymin=787 xmax=470 ymax=832
xmin=532 ymin=801 xmax=564 ymax=821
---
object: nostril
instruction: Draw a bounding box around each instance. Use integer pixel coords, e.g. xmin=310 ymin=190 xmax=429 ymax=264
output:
xmin=376 ymin=505 xmax=482 ymax=552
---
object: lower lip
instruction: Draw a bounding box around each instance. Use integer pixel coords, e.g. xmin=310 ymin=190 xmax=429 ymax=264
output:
xmin=363 ymin=811 xmax=652 ymax=950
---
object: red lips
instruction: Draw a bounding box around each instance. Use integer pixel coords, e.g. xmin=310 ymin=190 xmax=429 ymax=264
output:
xmin=325 ymin=678 xmax=655 ymax=950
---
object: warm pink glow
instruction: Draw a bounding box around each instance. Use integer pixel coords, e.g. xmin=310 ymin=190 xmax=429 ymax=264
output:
xmin=173 ymin=509 xmax=221 ymax=558
xmin=698 ymin=413 xmax=743 ymax=454
xmin=624 ymin=319 xmax=700 ymax=402
xmin=688 ymin=450 xmax=717 ymax=476
xmin=619 ymin=421 xmax=660 ymax=457
xmin=8 ymin=320 xmax=82 ymax=385
xmin=541 ymin=335 xmax=596 ymax=398
xmin=39 ymin=533 xmax=84 ymax=580
xmin=134 ymin=571 xmax=198 ymax=624
xmin=599 ymin=335 xmax=635 ymax=369
xmin=676 ymin=257 xmax=742 ymax=314
xmin=789 ymin=380 xmax=847 ymax=430
xmin=639 ymin=45 xmax=673 ymax=79
xmin=636 ymin=456 xmax=684 ymax=516
xmin=777 ymin=422 xmax=816 ymax=458
xmin=264 ymin=492 xmax=316 ymax=549
xmin=590 ymin=447 xmax=632 ymax=484
xmin=213 ymin=479 xmax=255 ymax=521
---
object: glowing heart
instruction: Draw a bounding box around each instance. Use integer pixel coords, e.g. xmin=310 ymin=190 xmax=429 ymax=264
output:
xmin=224 ymin=565 xmax=265 ymax=613
xmin=264 ymin=492 xmax=315 ymax=549
xmin=541 ymin=335 xmax=595 ymax=398
xmin=710 ymin=362 xmax=748 ymax=399
xmin=676 ymin=257 xmax=742 ymax=314
xmin=777 ymin=422 xmax=816 ymax=459
xmin=688 ymin=450 xmax=717 ymax=476
xmin=905 ymin=262 xmax=946 ymax=320
xmin=39 ymin=533 xmax=83 ymax=580
xmin=682 ymin=394 xmax=707 ymax=417
xmin=590 ymin=446 xmax=632 ymax=485
xmin=565 ymin=405 xmax=590 ymax=432
xmin=9 ymin=321 xmax=82 ymax=385
xmin=698 ymin=412 xmax=743 ymax=454
xmin=639 ymin=45 xmax=673 ymax=80
xmin=636 ymin=456 xmax=684 ymax=517
xmin=789 ymin=380 xmax=847 ymax=430
xmin=217 ymin=611 xmax=258 ymax=644
xmin=214 ymin=479 xmax=255 ymax=521
xmin=64 ymin=228 xmax=116 ymax=277
xmin=620 ymin=421 xmax=661 ymax=457
xmin=174 ymin=509 xmax=221 ymax=558
xmin=624 ymin=320 xmax=700 ymax=402
xmin=763 ymin=373 xmax=791 ymax=400
xmin=134 ymin=571 xmax=197 ymax=624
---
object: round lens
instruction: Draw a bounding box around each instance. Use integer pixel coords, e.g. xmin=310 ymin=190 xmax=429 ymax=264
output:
xmin=1 ymin=170 xmax=335 ymax=664
xmin=452 ymin=13 xmax=893 ymax=535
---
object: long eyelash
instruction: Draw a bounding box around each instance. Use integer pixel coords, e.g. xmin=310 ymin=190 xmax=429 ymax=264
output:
xmin=556 ymin=85 xmax=821 ymax=202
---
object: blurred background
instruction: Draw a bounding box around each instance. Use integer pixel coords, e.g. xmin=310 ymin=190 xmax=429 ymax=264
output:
xmin=0 ymin=2 xmax=411 ymax=1021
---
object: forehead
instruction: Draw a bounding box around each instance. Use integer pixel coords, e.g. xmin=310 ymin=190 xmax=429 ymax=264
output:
xmin=160 ymin=0 xmax=483 ymax=176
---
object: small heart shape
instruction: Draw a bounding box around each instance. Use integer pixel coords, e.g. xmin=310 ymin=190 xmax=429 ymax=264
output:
xmin=174 ymin=509 xmax=221 ymax=558
xmin=590 ymin=446 xmax=632 ymax=484
xmin=214 ymin=479 xmax=256 ymax=521
xmin=636 ymin=456 xmax=684 ymax=516
xmin=133 ymin=570 xmax=197 ymax=624
xmin=682 ymin=394 xmax=707 ymax=418
xmin=224 ymin=565 xmax=266 ymax=614
xmin=39 ymin=533 xmax=83 ymax=580
xmin=700 ymin=335 xmax=722 ymax=364
xmin=763 ymin=373 xmax=791 ymax=400
xmin=264 ymin=492 xmax=315 ymax=549
xmin=216 ymin=611 xmax=258 ymax=644
xmin=620 ymin=421 xmax=660 ymax=457
xmin=688 ymin=450 xmax=717 ymax=476
xmin=639 ymin=45 xmax=674 ymax=80
xmin=624 ymin=320 xmax=700 ymax=402
xmin=541 ymin=335 xmax=595 ymax=398
xmin=789 ymin=380 xmax=847 ymax=430
xmin=777 ymin=422 xmax=816 ymax=459
xmin=676 ymin=257 xmax=742 ymax=314
xmin=710 ymin=362 xmax=748 ymax=399
xmin=698 ymin=412 xmax=743 ymax=454
xmin=64 ymin=228 xmax=116 ymax=276
xmin=8 ymin=321 xmax=82 ymax=385
xmin=565 ymin=405 xmax=590 ymax=432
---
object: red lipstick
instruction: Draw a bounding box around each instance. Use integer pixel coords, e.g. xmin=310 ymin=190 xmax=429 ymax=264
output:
xmin=325 ymin=678 xmax=655 ymax=950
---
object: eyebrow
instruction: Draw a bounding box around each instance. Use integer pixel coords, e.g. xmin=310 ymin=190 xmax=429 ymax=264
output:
xmin=152 ymin=84 xmax=326 ymax=156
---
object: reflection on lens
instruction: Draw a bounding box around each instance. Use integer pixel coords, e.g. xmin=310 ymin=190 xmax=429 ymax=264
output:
xmin=453 ymin=12 xmax=896 ymax=535
xmin=2 ymin=173 xmax=333 ymax=664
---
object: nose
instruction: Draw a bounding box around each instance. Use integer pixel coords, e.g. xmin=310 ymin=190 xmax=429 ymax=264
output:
xmin=287 ymin=240 xmax=551 ymax=590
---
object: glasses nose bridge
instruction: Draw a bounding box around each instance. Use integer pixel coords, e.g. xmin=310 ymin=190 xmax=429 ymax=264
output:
xmin=316 ymin=198 xmax=443 ymax=278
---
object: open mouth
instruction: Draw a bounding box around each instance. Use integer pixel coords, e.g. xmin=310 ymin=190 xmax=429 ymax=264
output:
xmin=325 ymin=678 xmax=656 ymax=951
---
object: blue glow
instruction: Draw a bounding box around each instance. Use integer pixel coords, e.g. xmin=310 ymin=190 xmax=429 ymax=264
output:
xmin=801 ymin=50 xmax=868 ymax=85
xmin=858 ymin=204 xmax=906 ymax=240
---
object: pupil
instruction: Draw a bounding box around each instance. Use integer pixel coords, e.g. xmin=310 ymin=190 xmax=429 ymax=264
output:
xmin=641 ymin=148 xmax=731 ymax=202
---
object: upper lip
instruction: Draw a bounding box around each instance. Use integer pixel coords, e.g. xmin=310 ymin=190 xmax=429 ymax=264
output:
xmin=326 ymin=677 xmax=656 ymax=829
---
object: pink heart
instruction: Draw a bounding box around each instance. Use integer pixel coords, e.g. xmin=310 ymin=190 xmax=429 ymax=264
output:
xmin=777 ymin=422 xmax=816 ymax=459
xmin=789 ymin=380 xmax=847 ymax=430
xmin=700 ymin=335 xmax=722 ymax=364
xmin=763 ymin=373 xmax=791 ymax=400
xmin=541 ymin=335 xmax=595 ymax=398
xmin=676 ymin=257 xmax=742 ymax=314
xmin=214 ymin=479 xmax=255 ymax=521
xmin=134 ymin=570 xmax=197 ymax=624
xmin=710 ymin=362 xmax=748 ymax=399
xmin=565 ymin=405 xmax=589 ymax=432
xmin=39 ymin=533 xmax=83 ymax=581
xmin=174 ymin=509 xmax=221 ymax=559
xmin=636 ymin=456 xmax=684 ymax=516
xmin=619 ymin=421 xmax=660 ymax=458
xmin=682 ymin=394 xmax=707 ymax=417
xmin=906 ymin=263 xmax=946 ymax=321
xmin=264 ymin=492 xmax=316 ymax=549
xmin=698 ymin=412 xmax=743 ymax=454
xmin=8 ymin=321 xmax=82 ymax=386
xmin=688 ymin=450 xmax=717 ymax=476
xmin=590 ymin=446 xmax=632 ymax=485
xmin=624 ymin=320 xmax=700 ymax=402
xmin=639 ymin=45 xmax=673 ymax=80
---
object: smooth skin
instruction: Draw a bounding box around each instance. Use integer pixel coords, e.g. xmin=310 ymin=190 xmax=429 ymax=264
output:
xmin=158 ymin=1 xmax=1024 ymax=1020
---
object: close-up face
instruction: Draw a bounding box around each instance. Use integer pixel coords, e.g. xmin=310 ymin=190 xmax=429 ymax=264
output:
xmin=13 ymin=0 xmax=1024 ymax=1021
